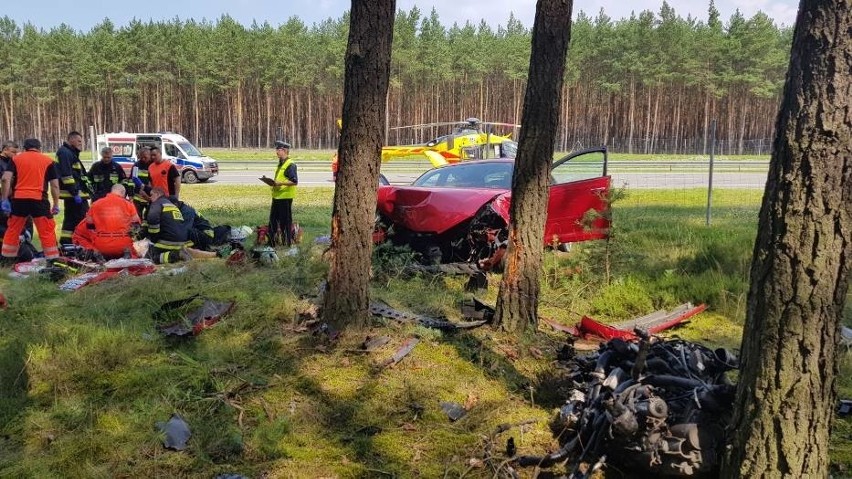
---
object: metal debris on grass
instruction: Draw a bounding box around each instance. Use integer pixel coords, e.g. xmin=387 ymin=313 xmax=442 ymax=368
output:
xmin=515 ymin=333 xmax=738 ymax=477
xmin=379 ymin=337 xmax=420 ymax=368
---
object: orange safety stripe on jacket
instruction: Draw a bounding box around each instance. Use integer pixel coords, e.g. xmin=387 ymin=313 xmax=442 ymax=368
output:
xmin=10 ymin=150 xmax=55 ymax=200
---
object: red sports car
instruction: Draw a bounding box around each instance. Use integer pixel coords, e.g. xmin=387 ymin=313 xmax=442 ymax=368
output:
xmin=374 ymin=146 xmax=612 ymax=270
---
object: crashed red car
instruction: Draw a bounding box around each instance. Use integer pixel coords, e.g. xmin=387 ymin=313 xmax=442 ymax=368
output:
xmin=374 ymin=146 xmax=611 ymax=269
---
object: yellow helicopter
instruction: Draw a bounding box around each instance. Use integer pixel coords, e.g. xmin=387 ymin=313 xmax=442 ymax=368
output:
xmin=381 ymin=118 xmax=520 ymax=167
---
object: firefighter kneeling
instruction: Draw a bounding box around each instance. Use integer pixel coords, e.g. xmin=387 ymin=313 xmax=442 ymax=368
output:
xmin=145 ymin=187 xmax=193 ymax=264
xmin=72 ymin=184 xmax=141 ymax=260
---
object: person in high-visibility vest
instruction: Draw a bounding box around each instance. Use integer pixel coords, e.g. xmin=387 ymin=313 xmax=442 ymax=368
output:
xmin=0 ymin=138 xmax=61 ymax=260
xmin=260 ymin=140 xmax=298 ymax=247
xmin=72 ymin=184 xmax=141 ymax=259
xmin=148 ymin=146 xmax=180 ymax=199
xmin=131 ymin=146 xmax=153 ymax=221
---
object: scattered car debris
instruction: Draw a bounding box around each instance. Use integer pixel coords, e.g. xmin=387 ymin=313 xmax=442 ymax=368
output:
xmin=157 ymin=414 xmax=191 ymax=451
xmin=155 ymin=294 xmax=236 ymax=337
xmin=515 ymin=333 xmax=738 ymax=477
xmin=460 ymin=297 xmax=496 ymax=322
xmin=380 ymin=337 xmax=420 ymax=368
xmin=370 ymin=301 xmax=488 ymax=331
xmin=840 ymin=400 xmax=852 ymax=416
xmin=361 ymin=335 xmax=391 ymax=351
xmin=562 ymin=303 xmax=707 ymax=341
xmin=440 ymin=401 xmax=467 ymax=422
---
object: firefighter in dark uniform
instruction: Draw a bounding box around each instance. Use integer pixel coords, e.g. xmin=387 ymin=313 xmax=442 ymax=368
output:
xmin=146 ymin=186 xmax=191 ymax=264
xmin=55 ymin=131 xmax=90 ymax=244
xmin=88 ymin=146 xmax=132 ymax=201
xmin=131 ymin=147 xmax=153 ymax=220
xmin=0 ymin=141 xmax=18 ymax=236
xmin=176 ymin=199 xmax=215 ymax=251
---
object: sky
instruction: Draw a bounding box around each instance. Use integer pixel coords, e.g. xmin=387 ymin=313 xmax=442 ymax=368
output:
xmin=3 ymin=0 xmax=800 ymax=31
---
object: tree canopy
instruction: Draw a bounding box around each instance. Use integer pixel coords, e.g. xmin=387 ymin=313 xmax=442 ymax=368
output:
xmin=0 ymin=4 xmax=791 ymax=153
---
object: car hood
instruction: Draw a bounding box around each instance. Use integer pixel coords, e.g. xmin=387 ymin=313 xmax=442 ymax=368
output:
xmin=377 ymin=186 xmax=505 ymax=235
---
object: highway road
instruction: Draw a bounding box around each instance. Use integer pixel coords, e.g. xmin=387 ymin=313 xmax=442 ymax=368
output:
xmin=204 ymin=161 xmax=769 ymax=189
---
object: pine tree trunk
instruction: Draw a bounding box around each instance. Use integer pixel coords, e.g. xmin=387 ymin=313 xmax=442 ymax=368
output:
xmin=494 ymin=0 xmax=573 ymax=333
xmin=721 ymin=1 xmax=852 ymax=476
xmin=322 ymin=0 xmax=395 ymax=328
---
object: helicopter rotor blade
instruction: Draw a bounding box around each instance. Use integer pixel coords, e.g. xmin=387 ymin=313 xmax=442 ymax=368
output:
xmin=389 ymin=121 xmax=463 ymax=131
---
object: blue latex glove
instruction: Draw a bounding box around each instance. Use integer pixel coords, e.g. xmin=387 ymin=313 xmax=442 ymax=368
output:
xmin=73 ymin=194 xmax=83 ymax=205
xmin=51 ymin=204 xmax=60 ymax=216
xmin=1 ymin=199 xmax=10 ymax=215
xmin=132 ymin=177 xmax=143 ymax=188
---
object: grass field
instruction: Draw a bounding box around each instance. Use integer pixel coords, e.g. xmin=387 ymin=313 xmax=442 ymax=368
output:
xmin=0 ymin=186 xmax=848 ymax=477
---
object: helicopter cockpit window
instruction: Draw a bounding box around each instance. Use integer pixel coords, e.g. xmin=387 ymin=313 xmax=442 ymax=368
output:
xmin=500 ymin=141 xmax=518 ymax=159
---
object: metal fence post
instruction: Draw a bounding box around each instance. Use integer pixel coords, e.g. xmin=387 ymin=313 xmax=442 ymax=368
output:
xmin=706 ymin=119 xmax=717 ymax=226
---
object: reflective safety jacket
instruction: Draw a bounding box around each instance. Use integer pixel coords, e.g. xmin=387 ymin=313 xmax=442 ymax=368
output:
xmin=8 ymin=150 xmax=57 ymax=201
xmin=147 ymin=196 xmax=189 ymax=249
xmin=271 ymin=158 xmax=297 ymax=199
xmin=88 ymin=160 xmax=128 ymax=201
xmin=132 ymin=160 xmax=152 ymax=203
xmin=55 ymin=142 xmax=90 ymax=199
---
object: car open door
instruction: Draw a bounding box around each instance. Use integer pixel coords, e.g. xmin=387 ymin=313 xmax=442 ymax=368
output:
xmin=544 ymin=146 xmax=611 ymax=245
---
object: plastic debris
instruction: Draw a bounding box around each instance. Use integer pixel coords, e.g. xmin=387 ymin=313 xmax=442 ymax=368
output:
xmin=156 ymin=295 xmax=236 ymax=337
xmin=440 ymin=401 xmax=467 ymax=422
xmin=157 ymin=414 xmax=191 ymax=451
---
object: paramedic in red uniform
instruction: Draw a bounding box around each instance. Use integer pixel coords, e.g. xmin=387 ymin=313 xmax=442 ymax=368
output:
xmin=72 ymin=184 xmax=141 ymax=259
xmin=0 ymin=138 xmax=61 ymax=260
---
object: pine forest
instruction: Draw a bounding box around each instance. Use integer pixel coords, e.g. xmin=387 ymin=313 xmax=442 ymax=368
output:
xmin=0 ymin=2 xmax=792 ymax=154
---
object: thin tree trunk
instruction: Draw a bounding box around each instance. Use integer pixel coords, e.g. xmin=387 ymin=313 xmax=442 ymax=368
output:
xmin=721 ymin=1 xmax=852 ymax=476
xmin=194 ymin=83 xmax=200 ymax=144
xmin=265 ymin=88 xmax=272 ymax=148
xmin=323 ymin=0 xmax=396 ymax=328
xmin=236 ymin=83 xmax=243 ymax=148
xmin=628 ymin=77 xmax=636 ymax=154
xmin=495 ymin=0 xmax=573 ymax=333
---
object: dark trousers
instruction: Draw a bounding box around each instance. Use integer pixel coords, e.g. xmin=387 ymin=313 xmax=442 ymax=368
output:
xmin=60 ymin=198 xmax=89 ymax=244
xmin=134 ymin=200 xmax=149 ymax=226
xmin=268 ymin=198 xmax=293 ymax=247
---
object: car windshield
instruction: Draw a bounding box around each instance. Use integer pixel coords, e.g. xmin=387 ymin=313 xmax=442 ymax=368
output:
xmin=178 ymin=142 xmax=202 ymax=157
xmin=412 ymin=161 xmax=514 ymax=189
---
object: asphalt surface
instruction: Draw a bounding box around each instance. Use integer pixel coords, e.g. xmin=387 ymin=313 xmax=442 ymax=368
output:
xmin=205 ymin=161 xmax=769 ymax=189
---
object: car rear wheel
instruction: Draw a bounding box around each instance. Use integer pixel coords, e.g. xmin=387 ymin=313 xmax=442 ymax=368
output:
xmin=182 ymin=170 xmax=199 ymax=184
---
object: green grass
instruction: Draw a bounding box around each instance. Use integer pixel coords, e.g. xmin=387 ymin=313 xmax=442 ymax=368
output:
xmin=1 ymin=186 xmax=848 ymax=477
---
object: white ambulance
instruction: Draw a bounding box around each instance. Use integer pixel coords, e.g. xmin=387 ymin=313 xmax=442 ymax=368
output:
xmin=95 ymin=132 xmax=219 ymax=183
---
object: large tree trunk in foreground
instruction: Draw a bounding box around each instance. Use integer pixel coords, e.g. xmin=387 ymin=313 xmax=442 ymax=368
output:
xmin=322 ymin=0 xmax=395 ymax=327
xmin=721 ymin=1 xmax=852 ymax=476
xmin=494 ymin=0 xmax=573 ymax=333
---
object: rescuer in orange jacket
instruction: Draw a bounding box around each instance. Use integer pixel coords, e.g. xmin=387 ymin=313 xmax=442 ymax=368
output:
xmin=72 ymin=184 xmax=141 ymax=259
xmin=0 ymin=138 xmax=61 ymax=260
